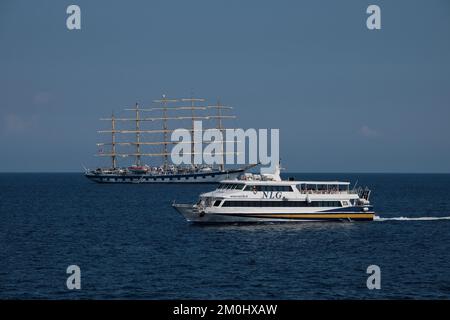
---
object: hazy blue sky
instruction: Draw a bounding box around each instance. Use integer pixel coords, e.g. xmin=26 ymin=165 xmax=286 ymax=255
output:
xmin=1 ymin=0 xmax=450 ymax=172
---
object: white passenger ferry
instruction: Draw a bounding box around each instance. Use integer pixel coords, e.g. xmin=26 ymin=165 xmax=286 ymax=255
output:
xmin=173 ymin=166 xmax=374 ymax=223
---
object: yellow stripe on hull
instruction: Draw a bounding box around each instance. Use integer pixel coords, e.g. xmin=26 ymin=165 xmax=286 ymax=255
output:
xmin=256 ymin=213 xmax=374 ymax=219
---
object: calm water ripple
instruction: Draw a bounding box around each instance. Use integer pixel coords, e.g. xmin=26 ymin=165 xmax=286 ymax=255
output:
xmin=1 ymin=173 xmax=450 ymax=299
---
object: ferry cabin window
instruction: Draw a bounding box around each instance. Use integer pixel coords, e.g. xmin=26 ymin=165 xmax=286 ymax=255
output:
xmin=222 ymin=201 xmax=342 ymax=207
xmin=243 ymin=185 xmax=293 ymax=192
xmin=218 ymin=184 xmax=245 ymax=190
xmin=213 ymin=200 xmax=222 ymax=207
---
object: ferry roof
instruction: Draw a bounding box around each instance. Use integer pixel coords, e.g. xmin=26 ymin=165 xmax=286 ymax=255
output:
xmin=219 ymin=180 xmax=351 ymax=185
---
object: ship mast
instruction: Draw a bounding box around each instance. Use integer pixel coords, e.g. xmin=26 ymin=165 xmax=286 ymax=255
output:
xmin=111 ymin=111 xmax=117 ymax=169
xmin=163 ymin=97 xmax=168 ymax=170
xmin=153 ymin=95 xmax=179 ymax=170
xmin=217 ymin=99 xmax=224 ymax=171
xmin=181 ymin=96 xmax=206 ymax=167
xmin=135 ymin=103 xmax=141 ymax=166
xmin=207 ymin=101 xmax=234 ymax=171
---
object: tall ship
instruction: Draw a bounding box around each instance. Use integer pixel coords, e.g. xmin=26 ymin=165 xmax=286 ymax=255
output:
xmin=173 ymin=165 xmax=374 ymax=222
xmin=85 ymin=95 xmax=257 ymax=183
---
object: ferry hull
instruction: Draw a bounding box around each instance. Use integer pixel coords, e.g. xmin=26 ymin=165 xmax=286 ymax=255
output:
xmin=172 ymin=204 xmax=375 ymax=223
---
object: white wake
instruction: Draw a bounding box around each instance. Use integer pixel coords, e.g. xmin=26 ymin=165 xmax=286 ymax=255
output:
xmin=374 ymin=215 xmax=450 ymax=221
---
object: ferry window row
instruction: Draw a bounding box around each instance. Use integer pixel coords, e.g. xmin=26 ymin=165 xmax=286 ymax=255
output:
xmin=297 ymin=184 xmax=349 ymax=192
xmin=221 ymin=200 xmax=342 ymax=207
xmin=243 ymin=185 xmax=293 ymax=192
xmin=218 ymin=183 xmax=246 ymax=190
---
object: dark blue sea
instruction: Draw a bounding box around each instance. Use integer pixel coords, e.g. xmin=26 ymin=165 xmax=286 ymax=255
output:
xmin=1 ymin=173 xmax=450 ymax=299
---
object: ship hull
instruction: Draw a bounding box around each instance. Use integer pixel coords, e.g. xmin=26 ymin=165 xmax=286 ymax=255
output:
xmin=85 ymin=169 xmax=243 ymax=184
xmin=172 ymin=204 xmax=374 ymax=223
